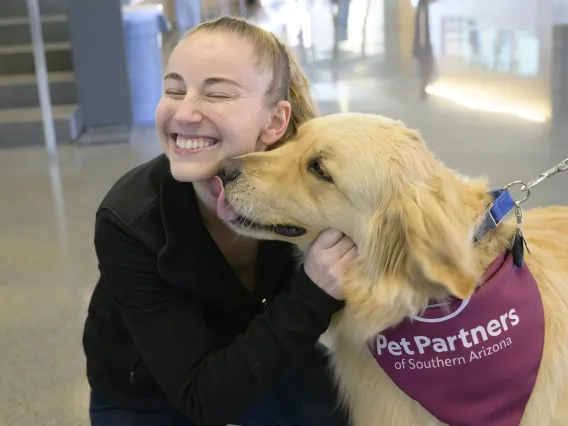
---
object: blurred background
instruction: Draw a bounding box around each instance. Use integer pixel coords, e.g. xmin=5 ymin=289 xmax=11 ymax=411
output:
xmin=0 ymin=0 xmax=567 ymax=424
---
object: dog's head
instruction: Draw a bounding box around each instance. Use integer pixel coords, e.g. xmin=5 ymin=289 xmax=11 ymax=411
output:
xmin=219 ymin=113 xmax=493 ymax=303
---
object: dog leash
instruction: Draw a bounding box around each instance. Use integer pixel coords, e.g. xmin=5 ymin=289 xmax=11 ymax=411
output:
xmin=521 ymin=157 xmax=568 ymax=192
xmin=502 ymin=157 xmax=568 ymax=207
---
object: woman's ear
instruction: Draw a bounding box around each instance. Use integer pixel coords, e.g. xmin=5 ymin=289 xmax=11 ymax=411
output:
xmin=259 ymin=100 xmax=292 ymax=146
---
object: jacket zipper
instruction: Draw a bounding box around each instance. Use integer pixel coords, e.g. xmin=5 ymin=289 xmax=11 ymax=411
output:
xmin=262 ymin=297 xmax=272 ymax=311
xmin=130 ymin=355 xmax=143 ymax=386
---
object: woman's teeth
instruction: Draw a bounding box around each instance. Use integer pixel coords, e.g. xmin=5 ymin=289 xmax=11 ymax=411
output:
xmin=175 ymin=136 xmax=218 ymax=150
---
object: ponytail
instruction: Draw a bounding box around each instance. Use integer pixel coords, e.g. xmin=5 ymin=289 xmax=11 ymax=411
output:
xmin=277 ymin=43 xmax=318 ymax=143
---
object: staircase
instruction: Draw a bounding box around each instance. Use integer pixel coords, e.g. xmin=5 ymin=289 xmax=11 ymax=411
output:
xmin=0 ymin=0 xmax=82 ymax=148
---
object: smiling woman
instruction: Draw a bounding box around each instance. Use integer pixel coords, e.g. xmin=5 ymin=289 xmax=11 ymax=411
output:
xmin=155 ymin=20 xmax=313 ymax=187
xmin=83 ymin=15 xmax=357 ymax=426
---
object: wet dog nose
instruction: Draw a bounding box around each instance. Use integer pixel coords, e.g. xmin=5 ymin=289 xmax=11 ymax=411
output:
xmin=220 ymin=158 xmax=242 ymax=185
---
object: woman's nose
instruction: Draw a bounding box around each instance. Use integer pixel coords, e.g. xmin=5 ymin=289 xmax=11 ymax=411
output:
xmin=172 ymin=98 xmax=203 ymax=123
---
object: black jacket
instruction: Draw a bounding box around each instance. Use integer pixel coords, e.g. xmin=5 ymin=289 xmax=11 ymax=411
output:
xmin=83 ymin=154 xmax=344 ymax=426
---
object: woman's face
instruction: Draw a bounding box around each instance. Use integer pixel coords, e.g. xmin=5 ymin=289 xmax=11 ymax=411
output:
xmin=156 ymin=32 xmax=290 ymax=183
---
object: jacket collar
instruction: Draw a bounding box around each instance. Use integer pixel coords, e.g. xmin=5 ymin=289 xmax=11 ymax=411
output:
xmin=156 ymin=161 xmax=297 ymax=308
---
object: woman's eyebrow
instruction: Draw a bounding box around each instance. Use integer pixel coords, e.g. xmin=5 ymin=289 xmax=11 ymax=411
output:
xmin=203 ymin=77 xmax=243 ymax=88
xmin=163 ymin=74 xmax=243 ymax=89
xmin=164 ymin=72 xmax=184 ymax=82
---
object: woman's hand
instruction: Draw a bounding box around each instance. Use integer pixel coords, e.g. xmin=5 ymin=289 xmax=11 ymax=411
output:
xmin=304 ymin=229 xmax=358 ymax=300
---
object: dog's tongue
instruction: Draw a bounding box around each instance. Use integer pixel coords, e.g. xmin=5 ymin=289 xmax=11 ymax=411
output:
xmin=209 ymin=176 xmax=237 ymax=221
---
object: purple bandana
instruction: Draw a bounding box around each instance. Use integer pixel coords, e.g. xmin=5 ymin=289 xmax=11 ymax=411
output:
xmin=368 ymin=252 xmax=545 ymax=426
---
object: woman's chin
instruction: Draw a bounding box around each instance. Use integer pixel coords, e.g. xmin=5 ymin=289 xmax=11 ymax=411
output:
xmin=169 ymin=162 xmax=217 ymax=183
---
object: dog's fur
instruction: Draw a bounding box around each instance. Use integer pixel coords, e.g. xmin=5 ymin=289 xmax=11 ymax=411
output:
xmin=222 ymin=113 xmax=568 ymax=425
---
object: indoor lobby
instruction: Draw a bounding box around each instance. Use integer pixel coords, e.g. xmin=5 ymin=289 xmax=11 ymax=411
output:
xmin=1 ymin=0 xmax=567 ymax=424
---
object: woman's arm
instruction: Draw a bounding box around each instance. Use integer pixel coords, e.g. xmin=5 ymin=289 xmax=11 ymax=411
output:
xmin=94 ymin=208 xmax=343 ymax=426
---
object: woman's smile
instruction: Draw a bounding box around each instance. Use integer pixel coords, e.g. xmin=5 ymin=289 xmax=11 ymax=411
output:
xmin=170 ymin=134 xmax=221 ymax=156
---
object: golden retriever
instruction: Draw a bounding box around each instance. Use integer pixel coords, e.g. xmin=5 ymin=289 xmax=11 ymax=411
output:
xmin=216 ymin=113 xmax=568 ymax=426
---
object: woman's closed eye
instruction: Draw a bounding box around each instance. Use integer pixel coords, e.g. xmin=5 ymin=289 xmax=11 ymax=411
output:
xmin=164 ymin=89 xmax=186 ymax=98
xmin=205 ymin=92 xmax=234 ymax=100
xmin=163 ymin=91 xmax=233 ymax=101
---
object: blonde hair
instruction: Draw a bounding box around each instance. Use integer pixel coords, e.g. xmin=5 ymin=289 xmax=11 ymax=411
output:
xmin=182 ymin=16 xmax=318 ymax=144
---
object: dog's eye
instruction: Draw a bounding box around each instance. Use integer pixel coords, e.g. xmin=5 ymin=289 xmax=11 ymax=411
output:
xmin=309 ymin=160 xmax=333 ymax=183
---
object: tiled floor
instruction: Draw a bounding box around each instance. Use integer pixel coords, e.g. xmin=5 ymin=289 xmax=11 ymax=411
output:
xmin=1 ymin=1 xmax=567 ymax=425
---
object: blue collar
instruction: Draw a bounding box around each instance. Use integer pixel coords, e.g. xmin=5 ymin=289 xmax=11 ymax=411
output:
xmin=473 ymin=189 xmax=516 ymax=243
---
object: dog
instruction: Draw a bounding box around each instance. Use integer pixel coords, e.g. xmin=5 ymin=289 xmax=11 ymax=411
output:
xmin=214 ymin=113 xmax=568 ymax=426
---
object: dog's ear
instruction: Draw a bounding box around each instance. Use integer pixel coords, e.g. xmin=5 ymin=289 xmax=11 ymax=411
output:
xmin=366 ymin=174 xmax=488 ymax=300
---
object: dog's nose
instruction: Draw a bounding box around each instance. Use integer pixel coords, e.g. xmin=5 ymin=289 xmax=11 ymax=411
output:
xmin=219 ymin=158 xmax=242 ymax=185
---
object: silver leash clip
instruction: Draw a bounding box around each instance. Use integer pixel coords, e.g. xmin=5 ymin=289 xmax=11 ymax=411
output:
xmin=502 ymin=159 xmax=566 ymax=265
xmin=521 ymin=157 xmax=568 ymax=192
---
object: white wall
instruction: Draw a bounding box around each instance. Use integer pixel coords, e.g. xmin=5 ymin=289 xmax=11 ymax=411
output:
xmin=553 ymin=0 xmax=568 ymax=23
xmin=427 ymin=0 xmax=553 ymax=77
